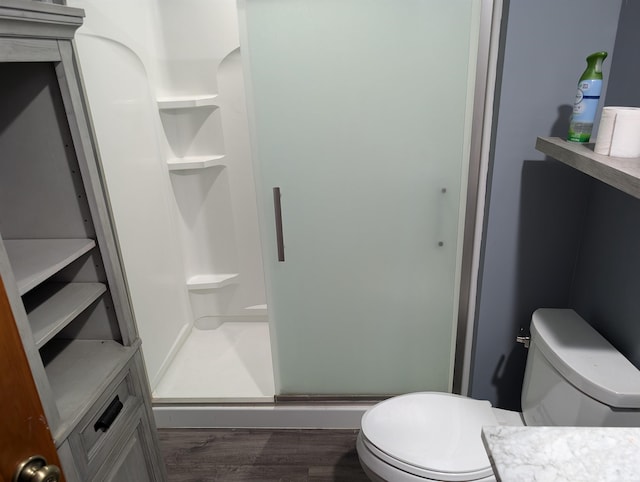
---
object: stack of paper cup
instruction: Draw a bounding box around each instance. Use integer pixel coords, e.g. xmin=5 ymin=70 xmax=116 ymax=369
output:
xmin=594 ymin=106 xmax=640 ymax=158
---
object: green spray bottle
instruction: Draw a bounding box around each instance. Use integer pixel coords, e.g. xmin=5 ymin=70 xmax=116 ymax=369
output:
xmin=567 ymin=51 xmax=608 ymax=143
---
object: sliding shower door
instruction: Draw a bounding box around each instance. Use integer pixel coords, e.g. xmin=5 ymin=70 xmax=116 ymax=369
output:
xmin=242 ymin=0 xmax=482 ymax=395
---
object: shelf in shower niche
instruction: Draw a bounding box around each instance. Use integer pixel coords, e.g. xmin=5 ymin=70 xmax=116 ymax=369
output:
xmin=157 ymin=94 xmax=219 ymax=110
xmin=187 ymin=273 xmax=240 ymax=291
xmin=536 ymin=136 xmax=640 ymax=200
xmin=167 ymin=155 xmax=226 ymax=171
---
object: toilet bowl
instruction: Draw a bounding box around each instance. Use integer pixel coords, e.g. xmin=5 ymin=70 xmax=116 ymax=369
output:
xmin=357 ymin=309 xmax=640 ymax=482
xmin=357 ymin=393 xmax=521 ymax=482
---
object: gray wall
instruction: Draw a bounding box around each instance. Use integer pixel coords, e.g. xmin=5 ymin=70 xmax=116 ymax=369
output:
xmin=470 ymin=0 xmax=622 ymax=409
xmin=571 ymin=184 xmax=640 ymax=368
xmin=571 ymin=0 xmax=640 ymax=371
xmin=602 ymin=0 xmax=640 ymax=108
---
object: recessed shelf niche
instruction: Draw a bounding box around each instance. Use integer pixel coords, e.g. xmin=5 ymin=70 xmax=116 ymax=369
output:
xmin=169 ymin=167 xmax=239 ymax=291
xmin=159 ymin=102 xmax=224 ymax=160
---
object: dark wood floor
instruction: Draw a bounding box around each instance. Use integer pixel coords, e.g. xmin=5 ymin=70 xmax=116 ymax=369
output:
xmin=158 ymin=428 xmax=370 ymax=482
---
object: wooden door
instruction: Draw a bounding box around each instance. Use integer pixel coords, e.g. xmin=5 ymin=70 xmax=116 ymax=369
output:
xmin=0 ymin=276 xmax=63 ymax=482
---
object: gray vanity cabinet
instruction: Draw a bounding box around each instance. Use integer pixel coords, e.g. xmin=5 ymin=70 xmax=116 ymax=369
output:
xmin=0 ymin=2 xmax=166 ymax=480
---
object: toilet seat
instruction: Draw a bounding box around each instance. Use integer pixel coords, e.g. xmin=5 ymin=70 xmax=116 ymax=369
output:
xmin=359 ymin=392 xmax=498 ymax=481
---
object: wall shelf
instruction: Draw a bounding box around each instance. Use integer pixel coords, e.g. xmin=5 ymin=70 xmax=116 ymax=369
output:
xmin=536 ymin=137 xmax=640 ymax=200
xmin=26 ymin=282 xmax=107 ymax=349
xmin=157 ymin=94 xmax=218 ymax=109
xmin=167 ymin=155 xmax=226 ymax=171
xmin=187 ymin=273 xmax=240 ymax=290
xmin=4 ymin=239 xmax=96 ymax=295
xmin=41 ymin=339 xmax=135 ymax=441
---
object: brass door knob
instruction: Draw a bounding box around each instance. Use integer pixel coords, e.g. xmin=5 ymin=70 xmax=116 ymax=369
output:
xmin=13 ymin=455 xmax=60 ymax=482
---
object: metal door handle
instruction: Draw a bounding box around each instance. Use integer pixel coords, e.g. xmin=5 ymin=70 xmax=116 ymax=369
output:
xmin=437 ymin=187 xmax=447 ymax=247
xmin=13 ymin=455 xmax=60 ymax=482
xmin=273 ymin=187 xmax=285 ymax=262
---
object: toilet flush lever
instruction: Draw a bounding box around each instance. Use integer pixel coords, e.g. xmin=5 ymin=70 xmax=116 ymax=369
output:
xmin=516 ymin=335 xmax=530 ymax=348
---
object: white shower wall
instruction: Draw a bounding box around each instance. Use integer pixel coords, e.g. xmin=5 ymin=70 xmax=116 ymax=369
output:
xmin=69 ymin=0 xmax=268 ymax=391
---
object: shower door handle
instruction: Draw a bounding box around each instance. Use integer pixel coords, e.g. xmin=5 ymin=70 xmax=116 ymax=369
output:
xmin=436 ymin=187 xmax=447 ymax=248
xmin=273 ymin=187 xmax=285 ymax=262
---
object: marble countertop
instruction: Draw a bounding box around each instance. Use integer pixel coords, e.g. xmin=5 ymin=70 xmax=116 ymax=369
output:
xmin=482 ymin=426 xmax=640 ymax=481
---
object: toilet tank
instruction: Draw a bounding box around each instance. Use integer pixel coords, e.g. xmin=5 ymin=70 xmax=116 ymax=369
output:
xmin=521 ymin=309 xmax=640 ymax=427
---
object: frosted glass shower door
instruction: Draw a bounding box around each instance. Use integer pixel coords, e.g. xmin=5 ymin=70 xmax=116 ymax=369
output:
xmin=243 ymin=0 xmax=480 ymax=395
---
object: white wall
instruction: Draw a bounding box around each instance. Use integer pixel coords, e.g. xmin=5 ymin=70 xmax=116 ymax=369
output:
xmin=70 ymin=0 xmax=193 ymax=389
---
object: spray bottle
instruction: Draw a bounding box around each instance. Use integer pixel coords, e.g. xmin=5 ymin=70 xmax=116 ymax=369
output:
xmin=567 ymin=51 xmax=608 ymax=143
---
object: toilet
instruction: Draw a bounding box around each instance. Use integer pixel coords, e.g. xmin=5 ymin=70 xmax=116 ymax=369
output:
xmin=357 ymin=309 xmax=640 ymax=481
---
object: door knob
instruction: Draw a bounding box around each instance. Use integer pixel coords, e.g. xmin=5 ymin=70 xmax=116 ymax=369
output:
xmin=13 ymin=455 xmax=60 ymax=482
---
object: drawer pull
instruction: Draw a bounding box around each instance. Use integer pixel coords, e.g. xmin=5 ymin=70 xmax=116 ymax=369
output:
xmin=94 ymin=395 xmax=123 ymax=432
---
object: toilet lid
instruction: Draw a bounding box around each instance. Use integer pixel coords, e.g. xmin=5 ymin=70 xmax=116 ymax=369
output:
xmin=360 ymin=392 xmax=497 ymax=481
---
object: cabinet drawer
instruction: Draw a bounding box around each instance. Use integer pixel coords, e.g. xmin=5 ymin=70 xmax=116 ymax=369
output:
xmin=68 ymin=363 xmax=141 ymax=479
xmin=93 ymin=404 xmax=166 ymax=482
xmin=81 ymin=375 xmax=133 ymax=457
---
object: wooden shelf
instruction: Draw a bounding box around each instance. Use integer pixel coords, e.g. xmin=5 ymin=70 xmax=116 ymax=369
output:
xmin=4 ymin=239 xmax=96 ymax=295
xmin=25 ymin=282 xmax=107 ymax=349
xmin=157 ymin=94 xmax=218 ymax=109
xmin=187 ymin=273 xmax=240 ymax=290
xmin=41 ymin=339 xmax=135 ymax=442
xmin=167 ymin=155 xmax=226 ymax=171
xmin=536 ymin=137 xmax=640 ymax=199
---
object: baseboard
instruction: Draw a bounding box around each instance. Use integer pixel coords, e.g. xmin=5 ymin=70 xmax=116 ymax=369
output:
xmin=153 ymin=403 xmax=373 ymax=429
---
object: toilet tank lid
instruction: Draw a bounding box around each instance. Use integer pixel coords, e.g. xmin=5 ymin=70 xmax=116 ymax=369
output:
xmin=531 ymin=309 xmax=640 ymax=408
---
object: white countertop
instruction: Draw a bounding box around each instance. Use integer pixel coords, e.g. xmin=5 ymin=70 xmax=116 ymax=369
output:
xmin=482 ymin=426 xmax=640 ymax=481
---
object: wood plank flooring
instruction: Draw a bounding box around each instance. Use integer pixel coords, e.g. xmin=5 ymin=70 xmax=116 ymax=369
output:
xmin=159 ymin=428 xmax=370 ymax=481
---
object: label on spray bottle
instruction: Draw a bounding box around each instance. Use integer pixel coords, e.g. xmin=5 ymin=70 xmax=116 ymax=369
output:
xmin=567 ymin=79 xmax=602 ymax=142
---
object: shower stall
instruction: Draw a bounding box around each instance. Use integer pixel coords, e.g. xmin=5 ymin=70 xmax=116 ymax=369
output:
xmin=66 ymin=0 xmax=497 ymax=416
xmin=69 ymin=0 xmax=273 ymax=402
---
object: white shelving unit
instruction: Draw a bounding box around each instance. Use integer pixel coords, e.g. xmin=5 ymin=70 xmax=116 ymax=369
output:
xmin=157 ymin=94 xmax=218 ymax=109
xmin=167 ymin=154 xmax=226 ymax=171
xmin=5 ymin=239 xmax=96 ymax=295
xmin=536 ymin=137 xmax=640 ymax=199
xmin=27 ymin=282 xmax=107 ymax=348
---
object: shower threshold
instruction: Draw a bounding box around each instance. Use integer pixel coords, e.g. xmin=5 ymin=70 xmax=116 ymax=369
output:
xmin=152 ymin=402 xmax=373 ymax=429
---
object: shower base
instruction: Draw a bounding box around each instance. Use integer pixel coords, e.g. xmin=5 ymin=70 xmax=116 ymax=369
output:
xmin=153 ymin=321 xmax=275 ymax=402
xmin=151 ymin=320 xmax=374 ymax=429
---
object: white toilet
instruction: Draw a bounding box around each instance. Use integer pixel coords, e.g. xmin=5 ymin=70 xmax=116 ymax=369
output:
xmin=357 ymin=309 xmax=640 ymax=482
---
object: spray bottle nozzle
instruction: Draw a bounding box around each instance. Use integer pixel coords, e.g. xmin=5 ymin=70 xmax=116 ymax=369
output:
xmin=583 ymin=51 xmax=608 ymax=77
